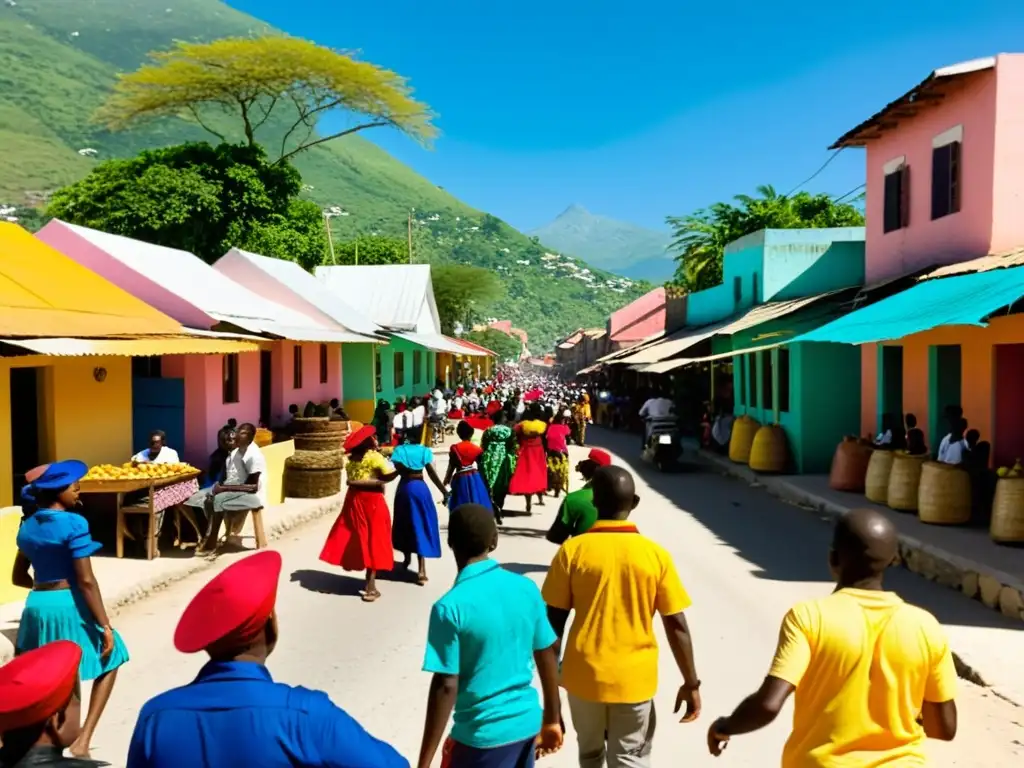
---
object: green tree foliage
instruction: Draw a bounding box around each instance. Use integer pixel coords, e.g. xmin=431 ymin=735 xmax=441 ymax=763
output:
xmin=464 ymin=328 xmax=522 ymax=362
xmin=431 ymin=264 xmax=504 ymax=335
xmin=46 ymin=141 xmax=327 ymax=266
xmin=96 ymin=36 xmax=436 ymax=162
xmin=329 ymin=234 xmax=409 ymax=266
xmin=666 ymin=184 xmax=865 ymax=292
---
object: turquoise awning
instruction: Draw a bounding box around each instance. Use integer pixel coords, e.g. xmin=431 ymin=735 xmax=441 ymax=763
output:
xmin=793 ymin=266 xmax=1024 ymax=345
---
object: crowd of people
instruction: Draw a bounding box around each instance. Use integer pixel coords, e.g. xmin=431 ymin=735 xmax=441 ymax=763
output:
xmin=0 ymin=366 xmax=961 ymax=768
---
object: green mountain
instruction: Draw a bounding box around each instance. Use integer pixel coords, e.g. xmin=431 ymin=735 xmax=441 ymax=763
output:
xmin=529 ymin=204 xmax=674 ymax=281
xmin=0 ymin=0 xmax=645 ymax=349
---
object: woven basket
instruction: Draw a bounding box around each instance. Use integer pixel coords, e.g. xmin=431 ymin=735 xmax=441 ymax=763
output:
xmin=991 ymin=477 xmax=1024 ymax=543
xmin=887 ymin=452 xmax=927 ymax=512
xmin=294 ymin=433 xmax=344 ymax=452
xmin=728 ymin=415 xmax=761 ymax=465
xmin=325 ymin=419 xmax=361 ymax=436
xmin=829 ymin=437 xmax=872 ymax=492
xmin=254 ymin=427 xmax=273 ymax=448
xmin=749 ymin=425 xmax=788 ymax=473
xmin=284 ymin=467 xmax=342 ymax=499
xmin=918 ymin=461 xmax=971 ymax=525
xmin=286 ymin=450 xmax=346 ymax=471
xmin=864 ymin=450 xmax=895 ymax=503
xmin=291 ymin=417 xmax=332 ymax=435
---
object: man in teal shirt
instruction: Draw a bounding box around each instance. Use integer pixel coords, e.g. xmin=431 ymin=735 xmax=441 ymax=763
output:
xmin=546 ymin=449 xmax=612 ymax=545
xmin=418 ymin=503 xmax=563 ymax=768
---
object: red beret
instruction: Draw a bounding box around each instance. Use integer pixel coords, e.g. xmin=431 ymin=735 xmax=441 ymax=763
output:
xmin=485 ymin=401 xmax=503 ymax=416
xmin=174 ymin=551 xmax=282 ymax=654
xmin=464 ymin=417 xmax=494 ymax=431
xmin=343 ymin=424 xmax=377 ymax=453
xmin=0 ymin=641 xmax=81 ymax=732
xmin=588 ymin=449 xmax=612 ymax=467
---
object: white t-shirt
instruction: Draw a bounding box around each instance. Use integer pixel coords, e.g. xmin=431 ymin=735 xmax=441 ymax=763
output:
xmin=132 ymin=446 xmax=180 ymax=464
xmin=411 ymin=405 xmax=426 ymax=427
xmin=429 ymin=397 xmax=447 ymax=417
xmin=940 ymin=437 xmax=967 ymax=465
xmin=393 ymin=410 xmax=414 ymax=431
xmin=875 ymin=429 xmax=893 ymax=446
xmin=225 ymin=444 xmax=267 ymax=506
xmin=639 ymin=397 xmax=674 ymax=419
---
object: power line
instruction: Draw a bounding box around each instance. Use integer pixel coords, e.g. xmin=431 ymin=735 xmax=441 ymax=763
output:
xmin=834 ymin=183 xmax=866 ymax=203
xmin=784 ymin=149 xmax=844 ymax=197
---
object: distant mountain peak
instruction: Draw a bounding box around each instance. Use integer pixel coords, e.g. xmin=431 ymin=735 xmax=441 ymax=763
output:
xmin=560 ymin=203 xmax=591 ymax=217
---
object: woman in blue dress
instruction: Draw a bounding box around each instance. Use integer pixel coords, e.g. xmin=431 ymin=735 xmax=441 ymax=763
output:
xmin=391 ymin=428 xmax=448 ymax=585
xmin=11 ymin=460 xmax=130 ymax=759
xmin=443 ymin=421 xmax=494 ymax=513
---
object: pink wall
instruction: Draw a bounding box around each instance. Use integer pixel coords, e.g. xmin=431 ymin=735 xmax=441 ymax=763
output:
xmin=269 ymin=341 xmax=342 ymax=427
xmin=863 ymin=68 xmax=997 ymax=284
xmin=37 ymin=222 xmax=214 ymax=328
xmin=608 ymin=287 xmax=666 ymax=342
xmin=163 ymin=352 xmax=260 ymax=466
xmin=990 ymin=55 xmax=1024 ymax=252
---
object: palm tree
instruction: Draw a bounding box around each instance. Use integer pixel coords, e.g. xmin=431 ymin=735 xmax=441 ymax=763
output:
xmin=666 ymin=185 xmax=864 ymax=292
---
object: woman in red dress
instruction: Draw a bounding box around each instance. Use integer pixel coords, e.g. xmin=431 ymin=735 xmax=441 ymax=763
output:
xmin=508 ymin=405 xmax=549 ymax=514
xmin=319 ymin=425 xmax=398 ymax=603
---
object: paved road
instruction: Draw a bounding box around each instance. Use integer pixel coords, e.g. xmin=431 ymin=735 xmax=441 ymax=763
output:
xmin=87 ymin=428 xmax=1023 ymax=767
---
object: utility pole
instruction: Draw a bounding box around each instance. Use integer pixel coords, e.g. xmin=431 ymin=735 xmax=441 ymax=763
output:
xmin=407 ymin=210 xmax=414 ymax=264
xmin=355 ymin=236 xmax=359 ymax=266
xmin=323 ymin=212 xmax=336 ymax=265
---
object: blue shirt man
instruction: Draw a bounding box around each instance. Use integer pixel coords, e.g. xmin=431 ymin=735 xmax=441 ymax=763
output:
xmin=127 ymin=550 xmax=407 ymax=768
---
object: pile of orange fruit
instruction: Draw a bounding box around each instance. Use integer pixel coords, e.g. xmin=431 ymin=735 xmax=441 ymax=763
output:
xmin=83 ymin=461 xmax=198 ymax=482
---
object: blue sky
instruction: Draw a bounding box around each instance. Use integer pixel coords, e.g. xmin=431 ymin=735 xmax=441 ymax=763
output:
xmin=231 ymin=1 xmax=1024 ymax=233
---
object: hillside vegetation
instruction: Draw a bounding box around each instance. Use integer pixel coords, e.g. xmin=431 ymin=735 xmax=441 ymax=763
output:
xmin=0 ymin=0 xmax=645 ymax=348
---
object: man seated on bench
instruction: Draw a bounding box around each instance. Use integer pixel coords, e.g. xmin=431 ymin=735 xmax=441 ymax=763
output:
xmin=192 ymin=423 xmax=267 ymax=555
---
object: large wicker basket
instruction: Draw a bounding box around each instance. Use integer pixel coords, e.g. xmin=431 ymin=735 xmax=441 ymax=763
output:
xmin=864 ymin=450 xmax=895 ymax=504
xmin=284 ymin=467 xmax=342 ymax=499
xmin=887 ymin=453 xmax=927 ymax=512
xmin=829 ymin=437 xmax=872 ymax=492
xmin=990 ymin=477 xmax=1024 ymax=543
xmin=917 ymin=461 xmax=971 ymax=525
xmin=749 ymin=425 xmax=788 ymax=473
xmin=294 ymin=434 xmax=344 ymax=452
xmin=291 ymin=417 xmax=332 ymax=435
xmin=728 ymin=415 xmax=761 ymax=465
xmin=286 ymin=450 xmax=346 ymax=471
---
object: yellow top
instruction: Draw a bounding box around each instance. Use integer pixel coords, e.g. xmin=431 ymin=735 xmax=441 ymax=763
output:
xmin=345 ymin=450 xmax=392 ymax=482
xmin=541 ymin=520 xmax=691 ymax=703
xmin=519 ymin=419 xmax=547 ymax=437
xmin=0 ymin=223 xmax=182 ymax=337
xmin=769 ymin=589 xmax=957 ymax=768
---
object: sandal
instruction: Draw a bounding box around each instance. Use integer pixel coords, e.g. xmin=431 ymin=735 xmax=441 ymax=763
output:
xmin=361 ymin=591 xmax=381 ymax=603
xmin=417 ymin=575 xmax=429 ymax=586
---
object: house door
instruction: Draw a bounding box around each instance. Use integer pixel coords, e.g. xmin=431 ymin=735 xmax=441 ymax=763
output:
xmin=10 ymin=367 xmax=43 ymax=498
xmin=879 ymin=345 xmax=904 ymax=433
xmin=260 ymin=351 xmax=273 ymax=427
xmin=131 ymin=376 xmax=185 ymax=457
xmin=994 ymin=344 xmax=1024 ymax=468
xmin=929 ymin=345 xmax=962 ymax=456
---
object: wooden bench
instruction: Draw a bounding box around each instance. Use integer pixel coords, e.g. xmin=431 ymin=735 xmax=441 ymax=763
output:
xmin=219 ymin=508 xmax=268 ymax=550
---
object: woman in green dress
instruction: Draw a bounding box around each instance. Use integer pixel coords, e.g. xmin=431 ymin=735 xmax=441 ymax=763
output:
xmin=479 ymin=411 xmax=517 ymax=524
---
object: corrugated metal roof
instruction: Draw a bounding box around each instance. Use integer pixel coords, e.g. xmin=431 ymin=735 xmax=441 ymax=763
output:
xmin=795 ymin=266 xmax=1024 ymax=345
xmin=447 ymin=336 xmax=495 ymax=356
xmin=7 ymin=335 xmax=262 ymax=357
xmin=642 ymin=341 xmax=787 ymax=374
xmin=596 ymin=330 xmax=667 ymax=362
xmin=217 ymin=249 xmax=383 ymax=338
xmin=831 ymin=57 xmax=996 ymax=149
xmin=0 ymin=224 xmax=183 ymax=338
xmin=396 ymin=332 xmax=487 ymax=356
xmin=921 ymin=246 xmax=1024 ymax=280
xmin=42 ymin=221 xmax=355 ymax=342
xmin=576 ymin=363 xmax=603 ymax=376
xmin=712 ymin=290 xmax=848 ymax=336
xmin=615 ymin=319 xmax=732 ymax=365
xmin=315 ymin=264 xmax=436 ymax=331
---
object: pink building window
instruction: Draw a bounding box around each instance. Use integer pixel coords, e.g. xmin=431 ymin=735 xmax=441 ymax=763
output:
xmin=931 ymin=136 xmax=962 ymax=220
xmin=319 ymin=343 xmax=328 ymax=384
xmin=883 ymin=162 xmax=910 ymax=234
xmin=293 ymin=346 xmax=303 ymax=389
xmin=223 ymin=354 xmax=240 ymax=404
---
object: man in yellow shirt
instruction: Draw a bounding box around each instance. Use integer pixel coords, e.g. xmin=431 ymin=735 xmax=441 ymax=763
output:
xmin=541 ymin=465 xmax=701 ymax=768
xmin=707 ymin=507 xmax=958 ymax=765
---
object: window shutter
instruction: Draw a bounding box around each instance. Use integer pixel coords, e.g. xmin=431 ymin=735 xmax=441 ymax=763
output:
xmin=883 ymin=171 xmax=900 ymax=233
xmin=949 ymin=141 xmax=961 ymax=214
xmin=900 ymin=164 xmax=911 ymax=228
xmin=932 ymin=145 xmax=951 ymax=220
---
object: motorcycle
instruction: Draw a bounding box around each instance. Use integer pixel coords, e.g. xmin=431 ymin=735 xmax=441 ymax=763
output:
xmin=642 ymin=416 xmax=682 ymax=472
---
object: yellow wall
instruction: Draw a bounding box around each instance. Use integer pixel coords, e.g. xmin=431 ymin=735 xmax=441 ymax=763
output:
xmin=0 ymin=506 xmax=27 ymax=605
xmin=262 ymin=439 xmax=295 ymax=506
xmin=0 ymin=356 xmax=133 ymax=508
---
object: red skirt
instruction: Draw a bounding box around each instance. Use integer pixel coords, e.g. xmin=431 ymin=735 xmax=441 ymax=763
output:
xmin=319 ymin=487 xmax=395 ymax=571
xmin=509 ymin=439 xmax=548 ymax=495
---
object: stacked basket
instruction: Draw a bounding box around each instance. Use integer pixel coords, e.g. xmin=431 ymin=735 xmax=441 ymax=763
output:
xmin=284 ymin=417 xmax=345 ymax=499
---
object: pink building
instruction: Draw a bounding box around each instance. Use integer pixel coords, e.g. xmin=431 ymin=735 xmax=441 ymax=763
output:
xmin=607 ymin=287 xmax=667 ymax=350
xmin=37 ymin=221 xmax=363 ymax=464
xmin=834 ymin=55 xmax=1024 ymax=284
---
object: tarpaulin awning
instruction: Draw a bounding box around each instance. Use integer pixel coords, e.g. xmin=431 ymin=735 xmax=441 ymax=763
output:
xmin=639 ymin=341 xmax=788 ymax=374
xmin=616 ymin=320 xmax=732 ymax=365
xmin=7 ymin=335 xmax=262 ymax=357
xmin=793 ymin=266 xmax=1024 ymax=345
xmin=708 ymin=290 xmax=848 ymax=337
xmin=0 ymin=223 xmax=183 ymax=337
xmin=596 ymin=331 xmax=666 ymax=363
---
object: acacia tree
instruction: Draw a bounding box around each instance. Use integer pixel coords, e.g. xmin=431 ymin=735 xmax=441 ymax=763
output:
xmin=431 ymin=265 xmax=504 ymax=335
xmin=666 ymin=184 xmax=865 ymax=292
xmin=95 ymin=36 xmax=436 ymax=163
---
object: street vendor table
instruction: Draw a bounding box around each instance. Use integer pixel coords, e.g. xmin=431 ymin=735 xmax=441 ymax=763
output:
xmin=78 ymin=470 xmax=201 ymax=560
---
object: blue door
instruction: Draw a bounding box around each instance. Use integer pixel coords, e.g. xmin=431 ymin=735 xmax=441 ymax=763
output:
xmin=132 ymin=377 xmax=186 ymax=457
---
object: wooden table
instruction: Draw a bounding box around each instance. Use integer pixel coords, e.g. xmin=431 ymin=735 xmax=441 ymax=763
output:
xmin=78 ymin=470 xmax=202 ymax=560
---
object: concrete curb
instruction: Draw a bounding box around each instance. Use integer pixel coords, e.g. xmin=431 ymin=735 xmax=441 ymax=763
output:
xmin=0 ymin=496 xmax=342 ymax=666
xmin=695 ymin=450 xmax=1024 ymax=704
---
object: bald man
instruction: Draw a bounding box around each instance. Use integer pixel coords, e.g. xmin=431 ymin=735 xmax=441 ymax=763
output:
xmin=707 ymin=508 xmax=958 ymax=764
